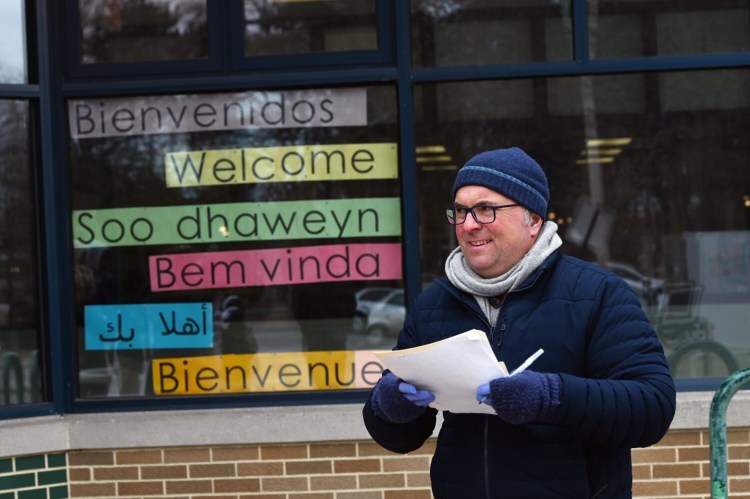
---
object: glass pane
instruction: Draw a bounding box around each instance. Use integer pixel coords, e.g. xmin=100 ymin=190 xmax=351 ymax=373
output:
xmin=411 ymin=0 xmax=573 ymax=67
xmin=415 ymin=69 xmax=750 ymax=382
xmin=591 ymin=0 xmax=750 ymax=58
xmin=244 ymin=0 xmax=377 ymax=56
xmin=0 ymin=100 xmax=42 ymax=405
xmin=0 ymin=0 xmax=27 ymax=83
xmin=79 ymin=0 xmax=208 ymax=64
xmin=67 ymin=86 xmax=400 ymax=398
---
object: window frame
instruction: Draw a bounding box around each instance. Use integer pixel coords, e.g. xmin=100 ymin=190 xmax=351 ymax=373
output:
xmin=64 ymin=0 xmax=397 ymax=81
xmin=3 ymin=0 xmax=750 ymax=421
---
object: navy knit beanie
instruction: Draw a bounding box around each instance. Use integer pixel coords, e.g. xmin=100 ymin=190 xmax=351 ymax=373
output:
xmin=452 ymin=147 xmax=549 ymax=217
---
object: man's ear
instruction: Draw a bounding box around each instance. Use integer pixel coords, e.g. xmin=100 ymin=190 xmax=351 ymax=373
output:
xmin=529 ymin=213 xmax=544 ymax=237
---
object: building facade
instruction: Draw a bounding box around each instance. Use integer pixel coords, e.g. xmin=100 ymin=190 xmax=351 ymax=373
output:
xmin=1 ymin=1 xmax=750 ymax=497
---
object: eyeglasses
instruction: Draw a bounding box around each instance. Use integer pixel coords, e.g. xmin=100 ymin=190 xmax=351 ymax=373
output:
xmin=445 ymin=203 xmax=520 ymax=225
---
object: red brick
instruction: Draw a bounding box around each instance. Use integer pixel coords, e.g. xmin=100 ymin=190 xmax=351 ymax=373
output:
xmin=166 ymin=480 xmax=213 ymax=494
xmin=212 ymin=445 xmax=261 ymax=462
xmin=117 ymin=481 xmax=164 ymax=496
xmin=385 ymin=490 xmax=432 ymax=499
xmin=286 ymin=460 xmax=332 ymax=475
xmin=238 ymin=461 xmax=285 ymax=476
xmin=309 ymin=443 xmax=356 ymax=458
xmin=68 ymin=451 xmax=115 ymax=466
xmin=189 ymin=462 xmax=236 ymax=478
xmin=164 ymin=447 xmax=211 ymax=463
xmin=93 ymin=465 xmax=139 ymax=480
xmin=69 ymin=483 xmax=116 ymax=497
xmin=116 ymin=449 xmax=162 ymax=465
xmin=141 ymin=464 xmax=188 ymax=479
xmin=215 ymin=477 xmax=262 ymax=493
xmin=310 ymin=475 xmax=357 ymax=490
xmin=261 ymin=476 xmax=308 ymax=492
xmin=334 ymin=458 xmax=381 ymax=473
xmin=261 ymin=445 xmax=308 ymax=460
xmin=653 ymin=463 xmax=702 ymax=478
xmin=359 ymin=473 xmax=406 ymax=489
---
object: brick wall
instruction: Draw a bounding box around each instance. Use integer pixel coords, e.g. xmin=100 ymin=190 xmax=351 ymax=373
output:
xmin=632 ymin=428 xmax=750 ymax=498
xmin=59 ymin=427 xmax=750 ymax=499
xmin=0 ymin=453 xmax=68 ymax=499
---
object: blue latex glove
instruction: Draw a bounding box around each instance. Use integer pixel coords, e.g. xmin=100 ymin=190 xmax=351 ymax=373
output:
xmin=476 ymin=371 xmax=562 ymax=425
xmin=370 ymin=372 xmax=435 ymax=423
xmin=399 ymin=380 xmax=436 ymax=407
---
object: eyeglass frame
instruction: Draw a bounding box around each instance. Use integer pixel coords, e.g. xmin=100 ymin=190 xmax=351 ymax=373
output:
xmin=445 ymin=203 xmax=521 ymax=225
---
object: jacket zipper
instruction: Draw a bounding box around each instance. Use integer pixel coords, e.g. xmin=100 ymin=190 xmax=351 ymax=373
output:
xmin=484 ymin=296 xmax=508 ymax=499
xmin=484 ymin=416 xmax=491 ymax=499
xmin=436 ymin=266 xmax=552 ymax=499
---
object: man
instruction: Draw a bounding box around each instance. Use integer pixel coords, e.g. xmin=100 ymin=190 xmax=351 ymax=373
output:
xmin=362 ymin=147 xmax=676 ymax=498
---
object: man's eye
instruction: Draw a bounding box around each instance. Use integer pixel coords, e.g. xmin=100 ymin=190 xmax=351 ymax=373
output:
xmin=476 ymin=206 xmax=494 ymax=214
xmin=455 ymin=207 xmax=468 ymax=215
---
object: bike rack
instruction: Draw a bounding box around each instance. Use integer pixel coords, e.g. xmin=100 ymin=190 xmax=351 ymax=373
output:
xmin=710 ymin=367 xmax=750 ymax=499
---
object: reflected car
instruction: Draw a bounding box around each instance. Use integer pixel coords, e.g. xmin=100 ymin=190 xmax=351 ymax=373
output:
xmin=355 ymin=287 xmax=405 ymax=345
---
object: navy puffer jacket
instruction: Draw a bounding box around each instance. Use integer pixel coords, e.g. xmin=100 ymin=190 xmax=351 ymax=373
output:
xmin=363 ymin=252 xmax=676 ymax=498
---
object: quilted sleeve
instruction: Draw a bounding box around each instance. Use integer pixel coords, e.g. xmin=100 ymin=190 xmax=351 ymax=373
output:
xmin=362 ymin=292 xmax=438 ymax=453
xmin=555 ymin=276 xmax=676 ymax=448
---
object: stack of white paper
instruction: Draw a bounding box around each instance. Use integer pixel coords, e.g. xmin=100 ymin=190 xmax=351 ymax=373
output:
xmin=374 ymin=329 xmax=508 ymax=414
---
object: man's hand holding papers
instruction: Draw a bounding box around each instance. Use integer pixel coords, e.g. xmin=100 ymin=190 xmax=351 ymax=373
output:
xmin=375 ymin=329 xmax=538 ymax=415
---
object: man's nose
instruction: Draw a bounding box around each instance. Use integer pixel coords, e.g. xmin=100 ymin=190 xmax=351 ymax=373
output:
xmin=463 ymin=212 xmax=483 ymax=230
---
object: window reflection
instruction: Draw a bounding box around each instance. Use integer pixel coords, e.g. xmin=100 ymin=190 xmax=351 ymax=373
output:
xmin=415 ymin=70 xmax=750 ymax=381
xmin=591 ymin=0 xmax=750 ymax=58
xmin=243 ymin=0 xmax=377 ymax=56
xmin=68 ymin=87 xmax=401 ymax=398
xmin=0 ymin=100 xmax=41 ymax=405
xmin=0 ymin=0 xmax=27 ymax=83
xmin=79 ymin=0 xmax=208 ymax=64
xmin=411 ymin=0 xmax=573 ymax=67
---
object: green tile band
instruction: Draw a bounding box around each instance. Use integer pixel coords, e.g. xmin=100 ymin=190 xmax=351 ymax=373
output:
xmin=15 ymin=455 xmax=45 ymax=471
xmin=47 ymin=454 xmax=66 ymax=468
xmin=38 ymin=470 xmax=67 ymax=486
xmin=0 ymin=472 xmax=35 ymax=491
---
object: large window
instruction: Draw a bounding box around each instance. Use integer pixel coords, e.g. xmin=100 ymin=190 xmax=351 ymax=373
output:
xmin=78 ymin=0 xmax=209 ymax=64
xmin=0 ymin=0 xmax=27 ymax=83
xmin=244 ymin=0 xmax=378 ymax=56
xmin=415 ymin=69 xmax=750 ymax=382
xmin=3 ymin=0 xmax=750 ymax=421
xmin=0 ymin=100 xmax=42 ymax=406
xmin=67 ymin=86 xmax=401 ymax=398
xmin=590 ymin=0 xmax=750 ymax=59
xmin=410 ymin=0 xmax=574 ymax=67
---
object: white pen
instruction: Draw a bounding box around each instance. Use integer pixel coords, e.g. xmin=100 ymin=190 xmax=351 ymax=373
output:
xmin=510 ymin=348 xmax=544 ymax=376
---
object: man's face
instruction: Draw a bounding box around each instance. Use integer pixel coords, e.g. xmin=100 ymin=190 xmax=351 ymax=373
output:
xmin=454 ymin=185 xmax=543 ymax=278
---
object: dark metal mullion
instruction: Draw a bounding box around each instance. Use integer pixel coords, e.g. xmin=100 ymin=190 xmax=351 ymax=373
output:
xmin=572 ymin=0 xmax=590 ymax=64
xmin=375 ymin=0 xmax=397 ymax=63
xmin=36 ymin=0 xmax=76 ymax=414
xmin=207 ymin=0 xmax=231 ymax=72
xmin=394 ymin=0 xmax=420 ymax=305
xmin=59 ymin=67 xmax=400 ymax=97
xmin=410 ymin=51 xmax=750 ymax=84
xmin=0 ymin=84 xmax=39 ymax=98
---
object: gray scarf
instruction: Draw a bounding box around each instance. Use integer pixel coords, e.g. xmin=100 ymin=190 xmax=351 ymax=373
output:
xmin=445 ymin=221 xmax=562 ymax=324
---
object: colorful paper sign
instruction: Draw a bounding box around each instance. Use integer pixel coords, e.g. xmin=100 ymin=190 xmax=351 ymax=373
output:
xmin=72 ymin=197 xmax=401 ymax=248
xmin=68 ymin=88 xmax=367 ymax=139
xmin=165 ymin=143 xmax=398 ymax=187
xmin=84 ymin=303 xmax=213 ymax=350
xmin=149 ymin=242 xmax=403 ymax=292
xmin=151 ymin=350 xmax=385 ymax=395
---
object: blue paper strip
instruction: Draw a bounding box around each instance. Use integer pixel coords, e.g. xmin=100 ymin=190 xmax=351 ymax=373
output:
xmin=84 ymin=303 xmax=213 ymax=350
